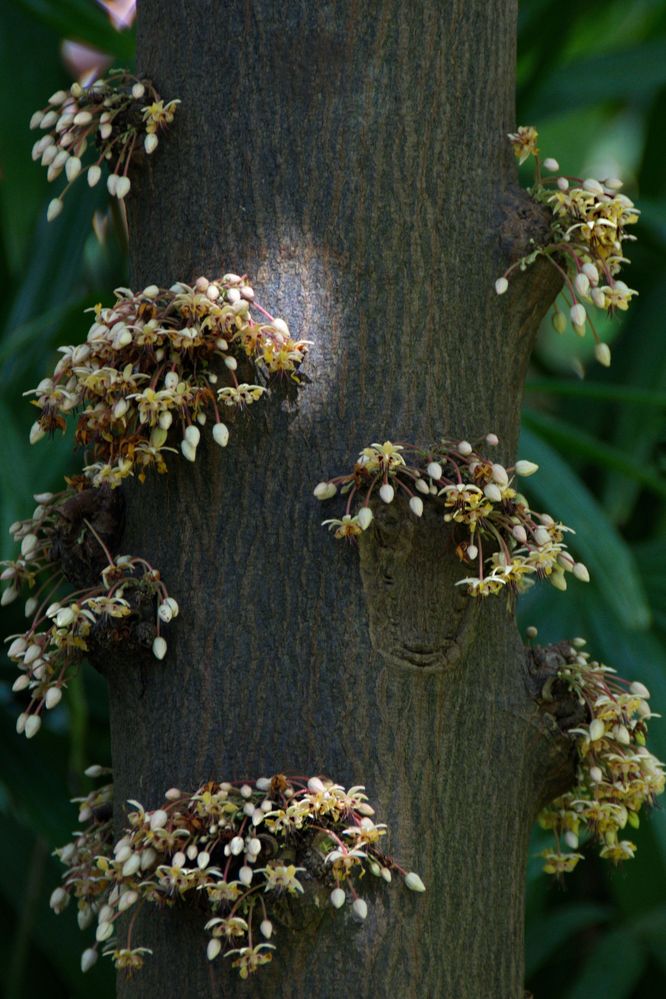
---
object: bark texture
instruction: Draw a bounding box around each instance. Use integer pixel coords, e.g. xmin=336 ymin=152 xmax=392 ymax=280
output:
xmin=107 ymin=2 xmax=562 ymax=996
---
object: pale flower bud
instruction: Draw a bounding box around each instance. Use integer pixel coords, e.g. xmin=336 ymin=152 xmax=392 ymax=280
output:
xmin=405 ymin=871 xmax=426 ymax=892
xmin=574 ymin=272 xmax=590 ymax=296
xmin=533 ymin=526 xmax=551 ymax=546
xmin=47 ymin=198 xmax=63 ymax=222
xmin=207 ymin=938 xmax=222 ymax=961
xmin=84 ymin=764 xmax=105 ymax=777
xmin=352 ymin=898 xmax=368 ymax=921
xmin=557 ymin=176 xmax=569 ymax=190
xmin=45 ymin=686 xmax=63 ymax=710
xmin=25 ymin=715 xmax=42 ymax=739
xmin=630 ymin=681 xmax=650 ymax=700
xmin=512 ymin=524 xmax=527 ymax=543
xmin=486 ymin=433 xmax=499 ymax=446
xmin=491 ymin=463 xmax=508 ymax=486
xmin=330 ymin=887 xmax=346 ymax=909
xmin=573 ymin=562 xmax=590 ymax=582
xmin=415 ymin=478 xmax=430 ymax=495
xmin=515 ymin=460 xmax=538 ymax=477
xmin=65 ymin=156 xmax=81 ymax=181
xmin=570 ymin=303 xmax=586 ymax=327
xmin=150 ymin=809 xmax=169 ymax=830
xmin=81 ymin=949 xmax=98 ymax=973
xmin=552 ymin=310 xmax=567 ymax=334
xmin=184 ymin=425 xmax=200 ymax=447
xmin=12 ymin=675 xmax=30 ymax=692
xmin=357 ymin=506 xmax=374 ymax=530
xmin=379 ymin=483 xmax=395 ymax=503
xmin=589 ymin=718 xmax=605 ymax=742
xmin=409 ymin=496 xmax=424 ymax=517
xmin=314 ymin=481 xmax=337 ymax=500
xmin=582 ymin=262 xmax=599 ymax=285
xmin=594 ymin=342 xmax=611 ymax=367
xmin=115 ymin=176 xmax=131 ymax=199
xmin=152 ymin=636 xmax=167 ymax=660
xmin=427 ymin=461 xmax=443 ymax=481
xmin=260 ymin=919 xmax=273 ymax=939
xmin=158 ymin=601 xmax=173 ymax=623
xmin=495 ymin=277 xmax=509 ymax=295
xmin=458 ymin=440 xmax=472 ymax=455
xmin=484 ymin=483 xmax=502 ymax=503
xmin=144 ymin=132 xmax=159 ymax=154
xmin=550 ymin=569 xmax=567 ymax=591
xmin=180 ymin=439 xmax=197 ymax=462
xmin=543 ymin=157 xmax=559 ymax=171
xmin=50 ymin=886 xmax=69 ymax=912
xmin=87 ymin=164 xmax=102 ymax=187
xmin=107 ymin=173 xmax=119 ymax=196
xmin=467 ymin=544 xmax=478 ymax=560
xmin=211 ymin=422 xmax=229 ymax=448
xmin=131 ymin=82 xmax=145 ymax=99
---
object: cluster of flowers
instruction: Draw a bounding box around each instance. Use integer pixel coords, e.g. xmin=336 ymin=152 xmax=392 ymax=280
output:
xmin=314 ymin=436 xmax=589 ymax=598
xmin=27 ymin=275 xmax=310 ymax=488
xmin=51 ymin=771 xmax=425 ymax=979
xmin=496 ymin=125 xmax=639 ymax=367
xmin=2 ymin=487 xmax=176 ymax=738
xmin=537 ymin=637 xmax=664 ymax=874
xmin=30 ymin=70 xmax=179 ymax=221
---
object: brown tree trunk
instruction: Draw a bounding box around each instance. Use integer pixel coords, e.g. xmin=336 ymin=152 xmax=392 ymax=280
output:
xmin=107 ymin=2 xmax=562 ymax=996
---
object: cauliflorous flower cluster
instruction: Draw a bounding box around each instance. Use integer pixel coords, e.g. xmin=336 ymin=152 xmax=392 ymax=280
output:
xmin=27 ymin=275 xmax=310 ymax=488
xmin=52 ymin=771 xmax=425 ymax=979
xmin=497 ymin=125 xmax=639 ymax=367
xmin=315 ymin=436 xmax=589 ymax=598
xmin=2 ymin=486 xmax=176 ymax=738
xmin=537 ymin=637 xmax=664 ymax=874
xmin=30 ymin=70 xmax=179 ymax=221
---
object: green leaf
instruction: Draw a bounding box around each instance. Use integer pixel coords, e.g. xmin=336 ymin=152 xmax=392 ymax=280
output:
xmin=525 ymin=379 xmax=666 ymax=407
xmin=526 ymin=904 xmax=611 ymax=977
xmin=523 ymin=409 xmax=666 ymax=500
xmin=519 ymin=428 xmax=651 ymax=629
xmin=13 ymin=0 xmax=135 ymax=60
xmin=565 ymin=928 xmax=644 ymax=999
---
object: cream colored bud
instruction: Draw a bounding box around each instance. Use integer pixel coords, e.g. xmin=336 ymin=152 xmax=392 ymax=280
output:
xmin=630 ymin=681 xmax=650 ymax=699
xmin=84 ymin=764 xmax=105 ymax=777
xmin=224 ymin=355 xmax=237 ymax=370
xmin=515 ymin=460 xmax=538 ymax=476
xmin=595 ymin=342 xmax=611 ymax=367
xmin=30 ymin=110 xmax=44 ymax=129
xmin=152 ymin=636 xmax=167 ymax=660
xmin=65 ymin=156 xmax=81 ymax=181
xmin=184 ymin=425 xmax=200 ymax=447
xmin=564 ymin=831 xmax=579 ymax=850
xmin=314 ymin=480 xmax=337 ymax=500
xmin=330 ymin=887 xmax=346 ymax=908
xmin=81 ymin=949 xmax=98 ymax=973
xmin=533 ymin=526 xmax=551 ymax=546
xmin=150 ymin=809 xmax=169 ymax=830
xmin=158 ymin=601 xmax=173 ymax=623
xmin=21 ymin=533 xmax=39 ymax=558
xmin=73 ymin=111 xmax=93 ymax=126
xmin=212 ymin=422 xmax=229 ymax=448
xmin=113 ymin=398 xmax=129 ymax=420
xmin=543 ymin=157 xmax=559 ymax=172
xmin=491 ymin=463 xmax=509 ymax=485
xmin=415 ymin=478 xmax=430 ymax=495
xmin=166 ymin=597 xmax=179 ymax=618
xmin=159 ymin=410 xmax=173 ymax=430
xmin=409 ymin=496 xmax=424 ymax=517
xmin=95 ymin=921 xmax=114 ymax=943
xmin=583 ymin=178 xmax=604 ymax=194
xmin=495 ymin=277 xmax=509 ymax=295
xmin=115 ymin=176 xmax=131 ymax=199
xmin=486 ymin=433 xmax=499 ymax=446
xmin=379 ymin=483 xmax=395 ymax=503
xmin=40 ymin=110 xmax=58 ymax=129
xmin=458 ymin=440 xmax=472 ymax=455
xmin=574 ymin=272 xmax=590 ymax=296
xmin=46 ymin=198 xmax=63 ymax=222
xmin=557 ymin=176 xmax=569 ymax=191
xmin=12 ymin=675 xmax=30 ymax=692
xmin=131 ymin=82 xmax=145 ymax=99
xmin=45 ymin=686 xmax=63 ymax=710
xmin=144 ymin=132 xmax=159 ymax=154
xmin=570 ymin=303 xmax=586 ymax=327
xmin=467 ymin=544 xmax=478 ymax=560
xmin=180 ymin=439 xmax=197 ymax=462
xmin=207 ymin=938 xmax=222 ymax=961
xmin=25 ymin=715 xmax=42 ymax=739
xmin=550 ymin=569 xmax=567 ymax=591
xmin=118 ymin=890 xmax=138 ymax=912
xmin=427 ymin=461 xmax=443 ymax=481
xmin=605 ymin=177 xmax=623 ymax=191
xmin=573 ymin=562 xmax=590 ymax=582
xmin=589 ymin=718 xmax=605 ymax=741
xmin=87 ymin=164 xmax=101 ymax=187
xmin=3 ymin=586 xmax=21 ymax=608
xmin=352 ymin=898 xmax=368 ymax=921
xmin=582 ymin=262 xmax=599 ymax=285
xmin=122 ymin=853 xmax=141 ymax=877
xmin=357 ymin=506 xmax=374 ymax=530
xmin=107 ymin=173 xmax=119 ymax=196
xmin=484 ymin=483 xmax=502 ymax=503
xmin=405 ymin=871 xmax=426 ymax=892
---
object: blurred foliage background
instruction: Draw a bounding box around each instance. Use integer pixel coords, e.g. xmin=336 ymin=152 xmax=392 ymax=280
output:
xmin=0 ymin=1 xmax=665 ymax=996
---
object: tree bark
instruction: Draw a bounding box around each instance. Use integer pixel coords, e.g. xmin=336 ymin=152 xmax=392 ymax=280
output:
xmin=107 ymin=2 xmax=562 ymax=996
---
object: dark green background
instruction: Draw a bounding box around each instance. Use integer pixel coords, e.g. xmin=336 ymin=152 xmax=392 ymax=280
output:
xmin=1 ymin=1 xmax=665 ymax=995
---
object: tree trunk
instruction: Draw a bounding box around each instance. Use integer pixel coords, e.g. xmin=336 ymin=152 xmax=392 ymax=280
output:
xmin=107 ymin=2 xmax=562 ymax=996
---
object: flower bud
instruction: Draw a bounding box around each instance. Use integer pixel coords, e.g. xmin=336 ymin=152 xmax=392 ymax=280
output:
xmin=551 ymin=311 xmax=567 ymax=334
xmin=594 ymin=342 xmax=611 ymax=367
xmin=25 ymin=715 xmax=42 ymax=739
xmin=484 ymin=483 xmax=502 ymax=503
xmin=582 ymin=262 xmax=599 ymax=285
xmin=65 ymin=156 xmax=81 ymax=182
xmin=533 ymin=526 xmax=551 ymax=546
xmin=45 ymin=686 xmax=63 ymax=710
xmin=115 ymin=176 xmax=131 ymax=199
xmin=150 ymin=809 xmax=169 ymax=830
xmin=543 ymin=157 xmax=559 ymax=172
xmin=87 ymin=164 xmax=102 ymax=187
xmin=81 ymin=949 xmax=98 ymax=973
xmin=409 ymin=496 xmax=424 ymax=517
xmin=573 ymin=562 xmax=590 ymax=582
xmin=330 ymin=887 xmax=346 ymax=908
xmin=144 ymin=132 xmax=159 ymax=154
xmin=570 ymin=303 xmax=586 ymax=327
xmin=379 ymin=483 xmax=394 ymax=504
xmin=427 ymin=461 xmax=443 ymax=481
xmin=495 ymin=277 xmax=509 ymax=295
xmin=357 ymin=506 xmax=374 ymax=530
xmin=405 ymin=871 xmax=426 ymax=892
xmin=574 ymin=272 xmax=590 ymax=296
xmin=515 ymin=460 xmax=538 ymax=477
xmin=47 ymin=198 xmax=63 ymax=222
xmin=180 ymin=439 xmax=197 ymax=462
xmin=467 ymin=544 xmax=478 ymax=560
xmin=211 ymin=422 xmax=229 ymax=448
xmin=486 ymin=433 xmax=499 ymax=446
xmin=458 ymin=440 xmax=472 ymax=455
xmin=314 ymin=481 xmax=337 ymax=500
xmin=630 ymin=681 xmax=650 ymax=700
xmin=260 ymin=919 xmax=273 ymax=939
xmin=207 ymin=938 xmax=222 ymax=961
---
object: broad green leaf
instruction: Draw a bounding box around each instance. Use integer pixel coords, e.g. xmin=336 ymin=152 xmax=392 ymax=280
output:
xmin=525 ymin=379 xmax=666 ymax=407
xmin=13 ymin=0 xmax=135 ymax=61
xmin=523 ymin=409 xmax=666 ymax=499
xmin=519 ymin=428 xmax=651 ymax=629
xmin=526 ymin=904 xmax=611 ymax=977
xmin=565 ymin=929 xmax=644 ymax=999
